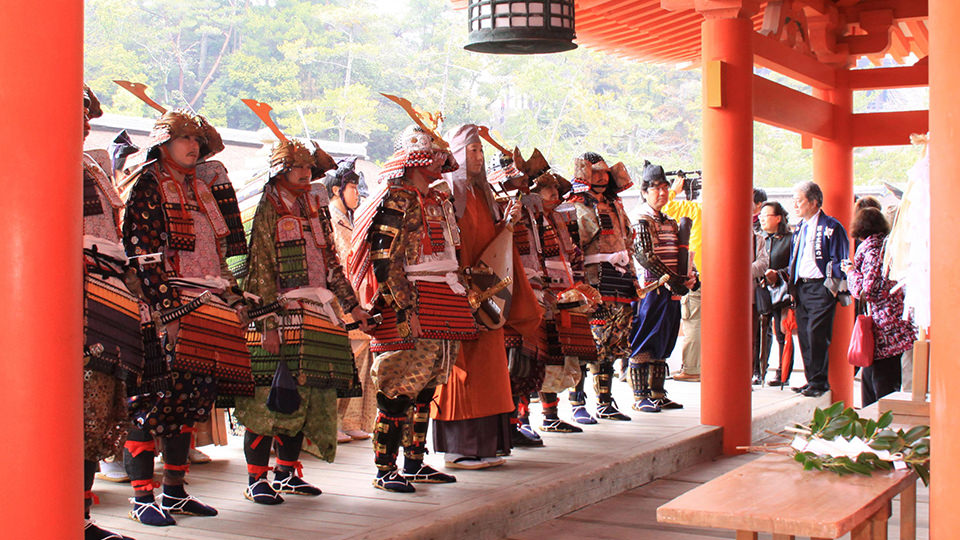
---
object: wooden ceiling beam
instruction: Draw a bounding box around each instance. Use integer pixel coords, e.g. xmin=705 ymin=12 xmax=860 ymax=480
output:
xmin=851 ymin=110 xmax=928 ymax=147
xmin=752 ymin=74 xmax=835 ymax=138
xmin=752 ymin=32 xmax=837 ymax=88
xmin=848 ymin=63 xmax=928 ymax=90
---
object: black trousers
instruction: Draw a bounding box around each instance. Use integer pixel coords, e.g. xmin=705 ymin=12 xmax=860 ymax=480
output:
xmin=794 ymin=280 xmax=837 ymax=391
xmin=861 ymin=354 xmax=902 ymax=408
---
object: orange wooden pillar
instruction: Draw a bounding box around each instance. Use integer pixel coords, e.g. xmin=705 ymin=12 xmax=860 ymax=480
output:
xmin=929 ymin=0 xmax=960 ymax=536
xmin=0 ymin=1 xmax=83 ymax=538
xmin=699 ymin=13 xmax=753 ymax=454
xmin=812 ymin=72 xmax=854 ymax=408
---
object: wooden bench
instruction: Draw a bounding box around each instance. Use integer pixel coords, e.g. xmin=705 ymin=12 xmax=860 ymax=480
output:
xmin=657 ymin=454 xmax=917 ymax=540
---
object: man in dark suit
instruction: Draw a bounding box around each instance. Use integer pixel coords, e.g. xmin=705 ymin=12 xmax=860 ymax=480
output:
xmin=789 ymin=181 xmax=849 ymax=397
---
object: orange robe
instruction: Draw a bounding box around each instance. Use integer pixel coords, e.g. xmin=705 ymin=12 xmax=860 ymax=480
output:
xmin=432 ymin=188 xmax=542 ymax=421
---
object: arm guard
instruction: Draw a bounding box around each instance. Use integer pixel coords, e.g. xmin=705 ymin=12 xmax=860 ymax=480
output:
xmin=122 ymin=171 xmax=180 ymax=312
xmin=370 ymin=195 xmax=417 ymax=311
xmin=633 ymin=217 xmax=688 ymax=296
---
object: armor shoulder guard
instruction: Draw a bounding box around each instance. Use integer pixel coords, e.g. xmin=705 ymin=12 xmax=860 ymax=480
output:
xmin=197 ymin=160 xmax=247 ymax=257
xmin=85 ymin=149 xmax=113 ymax=178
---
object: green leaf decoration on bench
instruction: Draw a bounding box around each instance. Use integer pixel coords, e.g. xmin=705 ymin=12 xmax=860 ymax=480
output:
xmin=786 ymin=402 xmax=930 ymax=486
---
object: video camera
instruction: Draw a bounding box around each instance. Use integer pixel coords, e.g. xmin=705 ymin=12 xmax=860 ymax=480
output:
xmin=665 ymin=169 xmax=702 ymax=201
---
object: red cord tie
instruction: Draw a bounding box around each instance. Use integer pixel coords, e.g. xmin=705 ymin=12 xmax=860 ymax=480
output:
xmin=180 ymin=426 xmax=198 ymax=449
xmin=249 ymin=435 xmax=265 ymax=450
xmin=247 ymin=464 xmax=273 ymax=477
xmin=84 ymin=490 xmax=100 ymax=505
xmin=131 ymin=479 xmax=161 ymax=492
xmin=275 ymin=459 xmax=304 ymax=478
xmin=164 ymin=463 xmax=190 ymax=474
xmin=124 ymin=439 xmax=157 ymax=458
xmin=273 ymin=436 xmax=284 ymax=447
xmin=543 ymin=399 xmax=560 ymax=409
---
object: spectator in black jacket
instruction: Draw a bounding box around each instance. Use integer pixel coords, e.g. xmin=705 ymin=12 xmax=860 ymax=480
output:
xmin=759 ymin=201 xmax=794 ymax=386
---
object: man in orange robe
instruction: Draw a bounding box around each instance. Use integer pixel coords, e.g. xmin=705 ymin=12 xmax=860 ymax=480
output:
xmin=432 ymin=124 xmax=542 ymax=469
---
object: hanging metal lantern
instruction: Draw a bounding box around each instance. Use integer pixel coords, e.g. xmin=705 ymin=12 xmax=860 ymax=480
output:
xmin=465 ymin=0 xmax=577 ymax=55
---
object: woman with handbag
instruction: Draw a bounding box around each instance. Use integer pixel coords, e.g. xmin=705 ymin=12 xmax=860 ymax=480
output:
xmin=759 ymin=202 xmax=795 ymax=386
xmin=844 ymin=207 xmax=917 ymax=407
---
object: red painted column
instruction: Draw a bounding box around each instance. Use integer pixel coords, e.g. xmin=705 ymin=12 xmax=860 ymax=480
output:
xmin=812 ymin=71 xmax=854 ymax=408
xmin=699 ymin=14 xmax=753 ymax=454
xmin=929 ymin=0 xmax=960 ymax=536
xmin=0 ymin=1 xmax=83 ymax=538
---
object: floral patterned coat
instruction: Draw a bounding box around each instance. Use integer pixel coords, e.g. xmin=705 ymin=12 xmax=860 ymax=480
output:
xmin=847 ymin=234 xmax=917 ymax=359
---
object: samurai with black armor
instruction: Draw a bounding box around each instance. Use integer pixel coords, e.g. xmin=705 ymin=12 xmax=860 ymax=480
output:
xmin=81 ymin=85 xmax=139 ymax=540
xmin=568 ymin=152 xmax=637 ymax=422
xmin=628 ymin=162 xmax=699 ymax=413
xmin=349 ymin=123 xmax=475 ymax=493
xmin=120 ymin=105 xmax=253 ymax=526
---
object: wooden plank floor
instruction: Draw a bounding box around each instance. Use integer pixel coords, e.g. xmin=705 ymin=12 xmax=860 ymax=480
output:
xmin=90 ymin=358 xmax=825 ymax=539
xmin=508 ymin=453 xmax=929 ymax=540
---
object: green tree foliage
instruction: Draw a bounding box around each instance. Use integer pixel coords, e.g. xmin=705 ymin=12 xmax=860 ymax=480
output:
xmin=84 ymin=0 xmax=925 ymax=188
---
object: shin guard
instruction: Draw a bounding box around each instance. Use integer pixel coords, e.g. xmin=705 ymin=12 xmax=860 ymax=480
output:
xmin=403 ymin=388 xmax=432 ymax=468
xmin=374 ymin=392 xmax=410 ymax=473
xmin=593 ymin=362 xmax=615 ymax=404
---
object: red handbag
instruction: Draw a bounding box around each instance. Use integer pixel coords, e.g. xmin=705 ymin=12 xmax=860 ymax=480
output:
xmin=848 ymin=313 xmax=875 ymax=367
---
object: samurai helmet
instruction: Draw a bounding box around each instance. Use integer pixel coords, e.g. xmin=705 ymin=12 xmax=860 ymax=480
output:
xmin=515 ymin=147 xmax=572 ymax=197
xmin=640 ymin=160 xmax=669 ymax=190
xmin=323 ymin=156 xmax=368 ymax=198
xmin=269 ymin=138 xmax=336 ymax=181
xmin=379 ymin=125 xmax=458 ymax=183
xmin=83 ymin=85 xmax=103 ymax=119
xmin=147 ymin=109 xmax=224 ymax=162
xmin=573 ymin=151 xmax=633 ymax=194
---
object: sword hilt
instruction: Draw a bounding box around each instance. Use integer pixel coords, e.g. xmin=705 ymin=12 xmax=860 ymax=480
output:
xmin=248 ymin=296 xmax=285 ymax=320
xmin=344 ymin=312 xmax=383 ymax=331
xmin=158 ymin=290 xmax=212 ymax=325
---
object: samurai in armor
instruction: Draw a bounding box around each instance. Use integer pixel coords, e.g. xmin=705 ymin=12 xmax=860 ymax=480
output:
xmin=349 ymin=123 xmax=473 ymax=492
xmin=120 ymin=107 xmax=252 ymax=526
xmin=568 ymin=152 xmax=637 ymax=422
xmin=235 ymin=138 xmax=369 ymax=505
xmin=629 ymin=163 xmax=699 ymax=413
xmin=497 ymin=148 xmax=594 ymax=444
xmin=81 ymin=85 xmax=137 ymax=540
xmin=325 ymin=157 xmax=378 ymax=441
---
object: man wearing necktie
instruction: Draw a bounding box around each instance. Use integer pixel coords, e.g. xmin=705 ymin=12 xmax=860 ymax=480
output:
xmin=789 ymin=181 xmax=849 ymax=397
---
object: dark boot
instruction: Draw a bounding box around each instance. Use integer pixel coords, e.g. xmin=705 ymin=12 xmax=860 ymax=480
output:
xmin=373 ymin=392 xmax=415 ymax=493
xmin=652 ymin=361 xmax=682 ymax=410
xmin=124 ymin=429 xmax=175 ymax=526
xmin=539 ymin=391 xmax=581 ymax=433
xmin=160 ymin=428 xmax=217 ymax=517
xmin=243 ymin=430 xmax=283 ymax=505
xmin=404 ymin=387 xmax=456 ymax=483
xmin=630 ymin=362 xmax=659 ymax=413
xmin=568 ymin=363 xmax=597 ymax=424
xmin=510 ymin=393 xmax=543 ymax=447
xmin=595 ymin=361 xmax=630 ymax=421
xmin=274 ymin=431 xmax=322 ymax=496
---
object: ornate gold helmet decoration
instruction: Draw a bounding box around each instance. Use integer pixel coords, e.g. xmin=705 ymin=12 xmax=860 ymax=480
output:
xmin=378 ymin=94 xmax=458 ymax=182
xmin=148 ymin=109 xmax=225 ymax=161
xmin=269 ymin=138 xmax=336 ymax=180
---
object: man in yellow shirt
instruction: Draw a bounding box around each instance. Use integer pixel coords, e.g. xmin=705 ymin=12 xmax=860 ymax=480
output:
xmin=661 ymin=176 xmax=702 ymax=382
